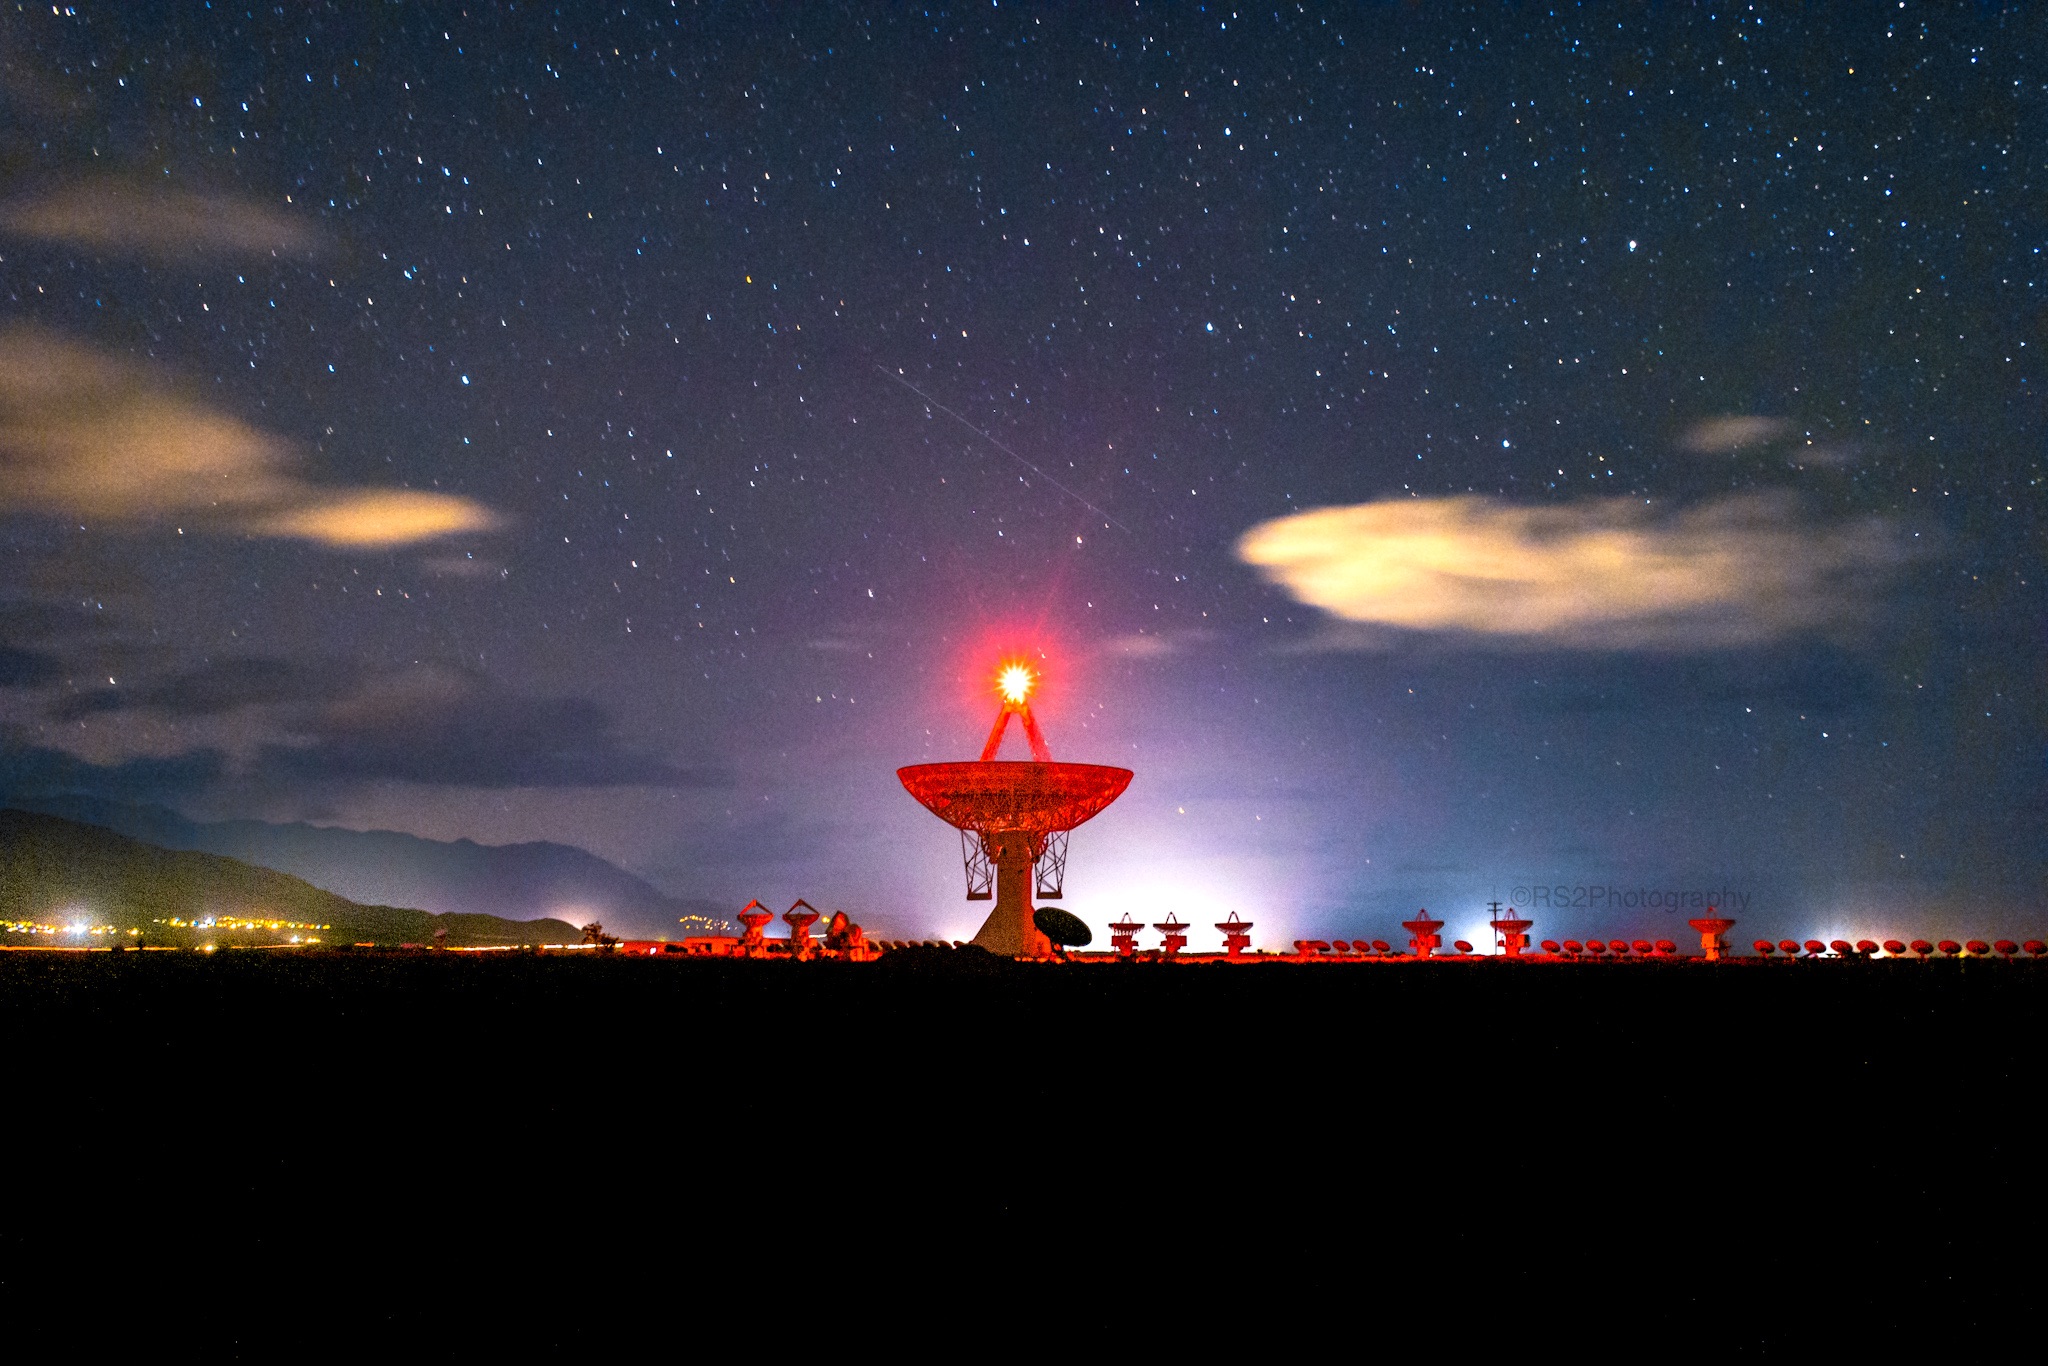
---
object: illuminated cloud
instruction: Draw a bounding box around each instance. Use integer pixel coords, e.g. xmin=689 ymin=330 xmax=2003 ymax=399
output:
xmin=0 ymin=180 xmax=322 ymax=260
xmin=1680 ymin=415 xmax=1791 ymax=453
xmin=250 ymin=490 xmax=500 ymax=548
xmin=0 ymin=330 xmax=293 ymax=517
xmin=1237 ymin=494 xmax=1905 ymax=650
xmin=0 ymin=328 xmax=495 ymax=547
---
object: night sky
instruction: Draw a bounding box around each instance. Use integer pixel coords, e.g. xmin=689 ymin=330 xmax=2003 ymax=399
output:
xmin=1 ymin=3 xmax=2040 ymax=949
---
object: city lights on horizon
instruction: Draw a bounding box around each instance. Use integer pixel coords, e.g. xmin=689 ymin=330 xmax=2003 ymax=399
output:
xmin=3 ymin=912 xmax=331 ymax=945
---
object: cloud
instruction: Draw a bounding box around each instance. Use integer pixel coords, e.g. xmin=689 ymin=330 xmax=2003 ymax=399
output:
xmin=0 ymin=330 xmax=293 ymax=518
xmin=6 ymin=664 xmax=723 ymax=799
xmin=1099 ymin=629 xmax=1215 ymax=660
xmin=248 ymin=490 xmax=501 ymax=548
xmin=1237 ymin=493 xmax=1907 ymax=650
xmin=0 ymin=328 xmax=495 ymax=546
xmin=1103 ymin=632 xmax=1178 ymax=659
xmin=47 ymin=655 xmax=362 ymax=721
xmin=260 ymin=665 xmax=725 ymax=789
xmin=1795 ymin=444 xmax=1861 ymax=469
xmin=0 ymin=646 xmax=62 ymax=688
xmin=0 ymin=600 xmax=112 ymax=642
xmin=0 ymin=180 xmax=323 ymax=260
xmin=0 ymin=740 xmax=226 ymax=806
xmin=418 ymin=552 xmax=507 ymax=580
xmin=1680 ymin=416 xmax=1792 ymax=454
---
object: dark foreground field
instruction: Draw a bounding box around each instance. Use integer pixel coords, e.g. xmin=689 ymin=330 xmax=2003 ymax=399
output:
xmin=6 ymin=949 xmax=2040 ymax=1347
xmin=10 ymin=948 xmax=2038 ymax=1129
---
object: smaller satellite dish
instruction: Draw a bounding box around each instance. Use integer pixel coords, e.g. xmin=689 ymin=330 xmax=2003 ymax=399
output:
xmin=1883 ymin=940 xmax=1908 ymax=956
xmin=1754 ymin=940 xmax=1777 ymax=956
xmin=1033 ymin=906 xmax=1092 ymax=948
xmin=1452 ymin=940 xmax=1473 ymax=954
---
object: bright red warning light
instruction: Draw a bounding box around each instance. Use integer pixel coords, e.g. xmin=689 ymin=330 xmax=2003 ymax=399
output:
xmin=996 ymin=661 xmax=1035 ymax=707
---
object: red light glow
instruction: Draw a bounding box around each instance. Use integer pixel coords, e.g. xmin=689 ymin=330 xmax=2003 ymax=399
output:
xmin=996 ymin=661 xmax=1036 ymax=707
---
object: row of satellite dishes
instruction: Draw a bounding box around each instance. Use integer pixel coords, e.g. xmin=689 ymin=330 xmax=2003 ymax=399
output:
xmin=1755 ymin=937 xmax=2046 ymax=958
xmin=734 ymin=900 xmax=2046 ymax=962
xmin=1290 ymin=935 xmax=2048 ymax=959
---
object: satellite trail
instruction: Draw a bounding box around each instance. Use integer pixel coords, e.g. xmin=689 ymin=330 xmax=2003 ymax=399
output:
xmin=875 ymin=365 xmax=1130 ymax=533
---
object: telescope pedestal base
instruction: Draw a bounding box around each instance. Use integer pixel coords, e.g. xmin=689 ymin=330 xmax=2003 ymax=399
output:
xmin=968 ymin=831 xmax=1051 ymax=958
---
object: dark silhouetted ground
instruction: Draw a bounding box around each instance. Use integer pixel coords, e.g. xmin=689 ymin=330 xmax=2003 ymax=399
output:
xmin=7 ymin=950 xmax=2038 ymax=1348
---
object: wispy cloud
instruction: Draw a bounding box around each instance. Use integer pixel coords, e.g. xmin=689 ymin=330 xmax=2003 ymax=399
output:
xmin=47 ymin=655 xmax=362 ymax=721
xmin=1237 ymin=494 xmax=1907 ymax=650
xmin=0 ymin=328 xmax=497 ymax=547
xmin=0 ymin=330 xmax=293 ymax=517
xmin=418 ymin=552 xmax=507 ymax=580
xmin=0 ymin=180 xmax=323 ymax=260
xmin=14 ymin=660 xmax=718 ymax=793
xmin=0 ymin=646 xmax=62 ymax=688
xmin=1098 ymin=629 xmax=1214 ymax=660
xmin=1679 ymin=415 xmax=1792 ymax=454
xmin=262 ymin=664 xmax=724 ymax=789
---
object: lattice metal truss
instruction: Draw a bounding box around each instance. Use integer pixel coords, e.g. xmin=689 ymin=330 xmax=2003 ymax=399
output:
xmin=1034 ymin=829 xmax=1068 ymax=899
xmin=960 ymin=828 xmax=994 ymax=900
xmin=902 ymin=759 xmax=1132 ymax=905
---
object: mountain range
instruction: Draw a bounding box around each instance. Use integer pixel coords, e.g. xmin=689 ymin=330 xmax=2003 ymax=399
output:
xmin=0 ymin=807 xmax=582 ymax=946
xmin=5 ymin=795 xmax=727 ymax=941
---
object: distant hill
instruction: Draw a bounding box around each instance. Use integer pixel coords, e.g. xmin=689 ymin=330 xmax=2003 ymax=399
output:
xmin=8 ymin=796 xmax=728 ymax=940
xmin=0 ymin=809 xmax=583 ymax=946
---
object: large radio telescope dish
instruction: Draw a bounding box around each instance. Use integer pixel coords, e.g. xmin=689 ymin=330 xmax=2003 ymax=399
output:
xmin=896 ymin=665 xmax=1132 ymax=957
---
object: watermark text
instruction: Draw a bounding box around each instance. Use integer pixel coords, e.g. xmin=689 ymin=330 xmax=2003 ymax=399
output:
xmin=1509 ymin=884 xmax=1749 ymax=913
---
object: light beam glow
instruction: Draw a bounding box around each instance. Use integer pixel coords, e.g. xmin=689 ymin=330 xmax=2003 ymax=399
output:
xmin=997 ymin=662 xmax=1035 ymax=707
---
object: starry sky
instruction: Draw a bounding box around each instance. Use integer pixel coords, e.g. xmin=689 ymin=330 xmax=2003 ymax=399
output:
xmin=1 ymin=2 xmax=2040 ymax=948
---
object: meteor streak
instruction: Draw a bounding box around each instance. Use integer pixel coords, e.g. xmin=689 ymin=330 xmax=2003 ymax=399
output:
xmin=874 ymin=365 xmax=1130 ymax=533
